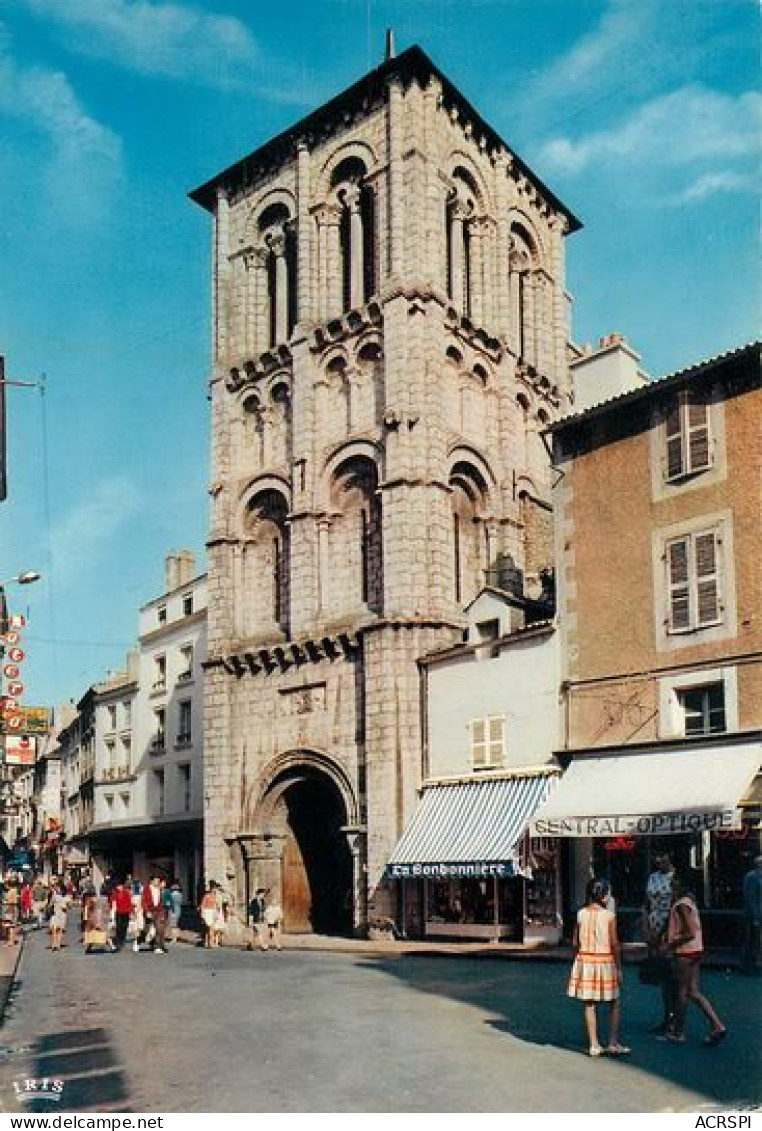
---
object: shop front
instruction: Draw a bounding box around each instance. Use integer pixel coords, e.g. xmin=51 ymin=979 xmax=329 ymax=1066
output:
xmin=529 ymin=734 xmax=762 ymax=947
xmin=387 ymin=769 xmax=562 ymax=945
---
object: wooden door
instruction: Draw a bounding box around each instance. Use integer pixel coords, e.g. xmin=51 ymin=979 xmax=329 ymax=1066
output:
xmin=282 ymin=834 xmax=312 ymax=932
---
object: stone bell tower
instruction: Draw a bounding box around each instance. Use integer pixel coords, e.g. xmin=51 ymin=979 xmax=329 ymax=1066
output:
xmin=190 ymin=44 xmax=579 ymax=935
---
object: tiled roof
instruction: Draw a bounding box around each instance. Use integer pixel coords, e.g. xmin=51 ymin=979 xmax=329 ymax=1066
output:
xmin=549 ymin=340 xmax=760 ymax=433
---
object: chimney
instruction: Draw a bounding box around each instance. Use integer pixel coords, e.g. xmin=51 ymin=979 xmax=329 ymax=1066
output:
xmin=166 ymin=550 xmax=195 ymax=592
xmin=385 ymin=28 xmax=396 ymax=61
xmin=165 ymin=552 xmax=180 ymax=593
xmin=177 ymin=549 xmax=195 ymax=587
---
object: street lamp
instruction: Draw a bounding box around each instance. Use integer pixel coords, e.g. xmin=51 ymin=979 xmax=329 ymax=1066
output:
xmin=0 ymin=572 xmax=41 ymax=587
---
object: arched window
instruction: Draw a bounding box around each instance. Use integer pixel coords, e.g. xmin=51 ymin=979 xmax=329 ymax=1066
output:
xmin=509 ymin=224 xmax=536 ymax=363
xmin=449 ymin=461 xmax=489 ymax=606
xmin=446 ymin=169 xmax=479 ymax=316
xmin=258 ymin=203 xmax=297 ymax=347
xmin=269 ymin=380 xmax=292 ymax=468
xmin=328 ymin=456 xmax=382 ymax=615
xmin=332 ymin=158 xmax=375 ymax=312
xmin=242 ymin=489 xmax=290 ymax=637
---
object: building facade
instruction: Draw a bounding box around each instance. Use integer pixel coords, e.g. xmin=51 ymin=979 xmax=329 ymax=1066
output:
xmin=532 ymin=341 xmax=762 ymax=943
xmin=386 ymin=588 xmax=562 ymax=943
xmin=192 ymin=45 xmax=579 ymax=934
xmin=60 ymin=554 xmax=207 ymax=897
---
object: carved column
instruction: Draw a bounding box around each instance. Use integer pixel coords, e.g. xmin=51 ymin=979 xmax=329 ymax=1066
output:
xmin=316 ymin=517 xmax=332 ymax=614
xmin=387 ymin=77 xmax=404 ymax=280
xmin=214 ymin=187 xmax=231 ymax=365
xmin=343 ymin=184 xmax=364 ymax=310
xmin=449 ymin=199 xmax=468 ymax=312
xmin=268 ymin=227 xmax=289 ymax=345
xmin=316 ymin=204 xmax=342 ymax=321
xmin=296 ymin=141 xmax=312 ymax=323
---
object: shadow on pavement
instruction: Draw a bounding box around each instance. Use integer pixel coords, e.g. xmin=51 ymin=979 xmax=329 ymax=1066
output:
xmin=14 ymin=1027 xmax=132 ymax=1113
xmin=361 ymin=955 xmax=762 ymax=1110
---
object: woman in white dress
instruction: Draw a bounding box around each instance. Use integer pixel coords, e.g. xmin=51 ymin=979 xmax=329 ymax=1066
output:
xmin=49 ymin=882 xmax=70 ymax=952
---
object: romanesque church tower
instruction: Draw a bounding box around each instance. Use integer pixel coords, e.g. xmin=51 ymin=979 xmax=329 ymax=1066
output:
xmin=190 ymin=45 xmax=579 ymax=935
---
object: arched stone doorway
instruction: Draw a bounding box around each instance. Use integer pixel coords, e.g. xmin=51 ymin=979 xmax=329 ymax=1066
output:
xmin=260 ymin=756 xmax=358 ymax=937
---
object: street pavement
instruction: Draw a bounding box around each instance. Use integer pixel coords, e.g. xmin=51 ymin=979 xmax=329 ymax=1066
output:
xmin=0 ymin=923 xmax=759 ymax=1114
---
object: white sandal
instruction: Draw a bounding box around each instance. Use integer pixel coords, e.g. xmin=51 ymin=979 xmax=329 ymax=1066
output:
xmin=589 ymin=1045 xmax=603 ymax=1057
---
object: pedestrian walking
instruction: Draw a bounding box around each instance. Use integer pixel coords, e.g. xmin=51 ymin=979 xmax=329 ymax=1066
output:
xmin=139 ymin=874 xmax=168 ymax=953
xmin=199 ymin=881 xmax=224 ymax=948
xmin=111 ymin=880 xmax=134 ymax=950
xmin=167 ymin=880 xmax=183 ymax=945
xmin=20 ymin=880 xmax=33 ymax=924
xmin=249 ymin=888 xmax=268 ymax=950
xmin=48 ymin=882 xmax=70 ymax=951
xmin=567 ymin=878 xmax=629 ymax=1058
xmin=642 ymin=851 xmax=676 ymax=1035
xmin=4 ymin=880 xmax=19 ymax=947
xmin=263 ymin=895 xmax=284 ymax=952
xmin=32 ymin=878 xmax=48 ymax=929
xmin=741 ymin=855 xmax=762 ymax=975
xmin=661 ymin=876 xmax=728 ymax=1046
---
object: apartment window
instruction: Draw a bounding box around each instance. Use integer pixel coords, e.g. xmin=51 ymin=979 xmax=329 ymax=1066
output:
xmin=665 ymin=392 xmax=711 ymax=481
xmin=120 ymin=792 xmax=130 ymax=815
xmin=679 ymin=684 xmax=726 ymax=737
xmin=105 ymin=794 xmax=114 ymax=814
xmin=123 ymin=700 xmax=132 ymax=727
xmin=153 ymin=709 xmax=165 ymax=750
xmin=153 ymin=654 xmax=166 ymax=691
xmin=177 ymin=700 xmax=192 ymax=746
xmin=157 ymin=605 xmax=167 ymax=625
xmin=105 ymin=741 xmax=116 ymax=775
xmin=666 ymin=529 xmax=722 ymax=633
xmin=183 ymin=593 xmax=194 ymax=616
xmin=178 ymin=645 xmax=194 ymax=681
xmin=121 ymin=737 xmax=132 ymax=776
xmin=153 ymin=769 xmax=165 ymax=817
xmin=107 ymin=704 xmax=117 ymax=731
xmin=178 ymin=763 xmax=191 ymax=813
xmin=470 ymin=716 xmax=506 ymax=769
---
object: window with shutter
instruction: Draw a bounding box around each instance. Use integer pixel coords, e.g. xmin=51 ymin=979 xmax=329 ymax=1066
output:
xmin=687 ymin=399 xmax=711 ymax=473
xmin=470 ymin=716 xmax=506 ymax=768
xmin=667 ymin=538 xmax=691 ymax=631
xmin=666 ymin=529 xmax=722 ymax=633
xmin=488 ymin=716 xmax=505 ymax=766
xmin=471 ymin=719 xmax=487 ymax=767
xmin=664 ymin=392 xmax=711 ymax=481
xmin=695 ymin=532 xmax=720 ymax=625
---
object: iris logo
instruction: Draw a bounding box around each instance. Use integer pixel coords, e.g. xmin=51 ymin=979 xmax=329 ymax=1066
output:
xmin=12 ymin=1078 xmax=65 ymax=1102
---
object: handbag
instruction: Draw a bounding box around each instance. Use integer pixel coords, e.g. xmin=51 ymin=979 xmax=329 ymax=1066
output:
xmin=638 ymin=954 xmax=669 ymax=985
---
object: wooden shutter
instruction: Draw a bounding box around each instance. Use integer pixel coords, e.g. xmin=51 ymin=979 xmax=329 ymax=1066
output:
xmin=488 ymin=716 xmax=506 ymax=766
xmin=667 ymin=537 xmax=690 ymax=631
xmin=695 ymin=531 xmax=720 ymax=625
xmin=686 ymin=398 xmax=711 ymax=472
xmin=471 ymin=719 xmax=487 ymax=767
xmin=665 ymin=400 xmax=684 ymax=479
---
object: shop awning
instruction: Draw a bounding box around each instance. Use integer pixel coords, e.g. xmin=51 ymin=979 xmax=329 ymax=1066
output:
xmin=529 ymin=738 xmax=761 ymax=837
xmin=386 ymin=769 xmax=559 ymax=879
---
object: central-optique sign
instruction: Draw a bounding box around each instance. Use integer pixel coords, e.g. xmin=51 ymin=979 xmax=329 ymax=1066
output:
xmin=387 ymin=861 xmax=514 ymax=879
xmin=530 ymin=809 xmax=742 ymax=838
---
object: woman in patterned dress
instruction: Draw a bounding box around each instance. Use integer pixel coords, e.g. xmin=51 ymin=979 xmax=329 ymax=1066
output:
xmin=568 ymin=878 xmax=630 ymax=1057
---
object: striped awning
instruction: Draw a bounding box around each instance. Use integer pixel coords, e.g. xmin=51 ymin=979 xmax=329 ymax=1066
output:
xmin=386 ymin=770 xmax=558 ymax=880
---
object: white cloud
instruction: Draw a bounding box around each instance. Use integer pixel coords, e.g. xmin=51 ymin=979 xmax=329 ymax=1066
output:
xmin=672 ymin=170 xmax=759 ymax=205
xmin=50 ymin=477 xmax=142 ymax=583
xmin=540 ymin=86 xmax=762 ymax=177
xmin=0 ymin=35 xmax=121 ymax=165
xmin=16 ymin=0 xmax=259 ymax=86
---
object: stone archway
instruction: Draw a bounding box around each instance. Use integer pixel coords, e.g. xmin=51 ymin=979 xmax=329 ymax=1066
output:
xmin=260 ymin=757 xmax=358 ymax=937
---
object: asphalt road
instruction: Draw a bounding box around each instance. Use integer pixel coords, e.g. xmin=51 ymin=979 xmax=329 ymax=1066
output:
xmin=0 ymin=924 xmax=759 ymax=1114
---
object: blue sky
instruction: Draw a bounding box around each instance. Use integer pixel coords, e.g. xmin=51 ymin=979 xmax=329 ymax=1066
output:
xmin=0 ymin=0 xmax=759 ymax=707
